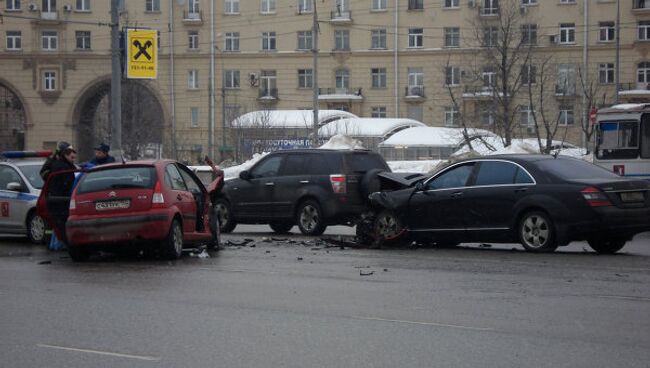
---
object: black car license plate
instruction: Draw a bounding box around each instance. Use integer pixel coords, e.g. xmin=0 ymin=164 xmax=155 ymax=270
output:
xmin=95 ymin=199 xmax=131 ymax=210
xmin=620 ymin=191 xmax=645 ymax=203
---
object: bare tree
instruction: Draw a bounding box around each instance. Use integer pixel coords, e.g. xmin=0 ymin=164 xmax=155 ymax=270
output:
xmin=576 ymin=66 xmax=610 ymax=152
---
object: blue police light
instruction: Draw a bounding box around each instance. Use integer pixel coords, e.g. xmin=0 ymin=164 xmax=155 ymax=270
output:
xmin=0 ymin=151 xmax=52 ymax=159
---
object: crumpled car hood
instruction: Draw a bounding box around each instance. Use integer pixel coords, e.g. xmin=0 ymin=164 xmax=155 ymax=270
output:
xmin=376 ymin=171 xmax=426 ymax=189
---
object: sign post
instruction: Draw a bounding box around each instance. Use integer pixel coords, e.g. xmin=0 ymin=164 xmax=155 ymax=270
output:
xmin=590 ymin=107 xmax=598 ymax=125
xmin=126 ymin=29 xmax=158 ymax=79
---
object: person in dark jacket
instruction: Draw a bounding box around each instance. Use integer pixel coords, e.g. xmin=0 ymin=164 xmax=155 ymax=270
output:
xmin=44 ymin=144 xmax=77 ymax=244
xmin=89 ymin=143 xmax=115 ymax=166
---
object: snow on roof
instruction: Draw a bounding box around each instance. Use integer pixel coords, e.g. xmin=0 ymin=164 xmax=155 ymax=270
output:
xmin=232 ymin=110 xmax=358 ymax=128
xmin=318 ymin=118 xmax=426 ymax=138
xmin=452 ymin=137 xmax=589 ymax=159
xmin=379 ymin=127 xmax=493 ymax=147
xmin=318 ymin=134 xmax=365 ymax=150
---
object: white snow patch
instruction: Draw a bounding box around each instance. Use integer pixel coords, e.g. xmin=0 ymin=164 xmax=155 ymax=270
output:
xmin=388 ymin=160 xmax=443 ymax=173
xmin=318 ymin=134 xmax=365 ymax=150
xmin=319 ymin=118 xmax=425 ymax=138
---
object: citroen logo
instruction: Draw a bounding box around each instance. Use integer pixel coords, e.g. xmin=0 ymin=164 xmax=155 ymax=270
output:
xmin=108 ymin=191 xmax=117 ymax=197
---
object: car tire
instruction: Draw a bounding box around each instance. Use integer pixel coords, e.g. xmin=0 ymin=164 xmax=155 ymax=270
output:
xmin=214 ymin=198 xmax=236 ymax=233
xmin=163 ymin=219 xmax=184 ymax=260
xmin=373 ymin=210 xmax=404 ymax=241
xmin=269 ymin=221 xmax=293 ymax=234
xmin=359 ymin=169 xmax=384 ymax=201
xmin=27 ymin=212 xmax=47 ymax=244
xmin=518 ymin=211 xmax=558 ymax=253
xmin=297 ymin=200 xmax=326 ymax=236
xmin=68 ymin=246 xmax=91 ymax=262
xmin=588 ymin=238 xmax=626 ymax=254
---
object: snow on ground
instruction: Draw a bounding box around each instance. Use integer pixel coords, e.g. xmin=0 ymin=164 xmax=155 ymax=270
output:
xmin=388 ymin=160 xmax=443 ymax=173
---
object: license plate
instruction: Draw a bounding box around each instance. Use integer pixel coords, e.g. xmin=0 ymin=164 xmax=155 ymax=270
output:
xmin=95 ymin=199 xmax=131 ymax=210
xmin=620 ymin=192 xmax=645 ymax=203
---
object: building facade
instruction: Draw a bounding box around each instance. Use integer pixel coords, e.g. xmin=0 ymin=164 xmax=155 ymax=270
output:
xmin=1 ymin=0 xmax=648 ymax=162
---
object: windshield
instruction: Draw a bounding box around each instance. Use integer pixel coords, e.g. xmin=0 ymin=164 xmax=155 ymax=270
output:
xmin=76 ymin=167 xmax=157 ymax=194
xmin=18 ymin=164 xmax=44 ymax=189
xmin=536 ymin=158 xmax=620 ymax=180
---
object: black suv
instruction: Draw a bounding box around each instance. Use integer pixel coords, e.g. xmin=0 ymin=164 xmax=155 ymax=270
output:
xmin=214 ymin=149 xmax=390 ymax=235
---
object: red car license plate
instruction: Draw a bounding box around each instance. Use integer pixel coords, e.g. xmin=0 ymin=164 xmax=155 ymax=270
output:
xmin=95 ymin=199 xmax=131 ymax=210
xmin=620 ymin=192 xmax=645 ymax=203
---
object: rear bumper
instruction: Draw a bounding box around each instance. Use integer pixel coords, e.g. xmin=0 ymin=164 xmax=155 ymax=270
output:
xmin=321 ymin=197 xmax=369 ymax=225
xmin=66 ymin=212 xmax=171 ymax=246
xmin=565 ymin=206 xmax=650 ymax=240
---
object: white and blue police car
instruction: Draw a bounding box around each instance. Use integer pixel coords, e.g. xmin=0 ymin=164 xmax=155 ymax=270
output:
xmin=0 ymin=151 xmax=50 ymax=244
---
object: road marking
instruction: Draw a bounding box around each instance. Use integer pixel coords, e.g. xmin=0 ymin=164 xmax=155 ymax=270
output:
xmin=351 ymin=316 xmax=494 ymax=331
xmin=37 ymin=344 xmax=160 ymax=361
xmin=593 ymin=295 xmax=650 ymax=302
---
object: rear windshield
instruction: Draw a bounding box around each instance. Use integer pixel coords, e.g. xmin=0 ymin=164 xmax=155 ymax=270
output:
xmin=535 ymin=158 xmax=620 ymax=180
xmin=76 ymin=167 xmax=157 ymax=194
xmin=344 ymin=153 xmax=390 ymax=173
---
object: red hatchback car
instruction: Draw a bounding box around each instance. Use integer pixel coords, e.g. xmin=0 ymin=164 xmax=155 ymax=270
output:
xmin=38 ymin=160 xmax=223 ymax=261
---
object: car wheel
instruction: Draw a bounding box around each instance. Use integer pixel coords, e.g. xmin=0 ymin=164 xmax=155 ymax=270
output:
xmin=373 ymin=210 xmax=404 ymax=241
xmin=297 ymin=200 xmax=326 ymax=236
xmin=588 ymin=238 xmax=626 ymax=254
xmin=68 ymin=246 xmax=91 ymax=262
xmin=214 ymin=198 xmax=236 ymax=233
xmin=269 ymin=221 xmax=293 ymax=234
xmin=27 ymin=212 xmax=47 ymax=244
xmin=518 ymin=211 xmax=558 ymax=253
xmin=163 ymin=219 xmax=184 ymax=260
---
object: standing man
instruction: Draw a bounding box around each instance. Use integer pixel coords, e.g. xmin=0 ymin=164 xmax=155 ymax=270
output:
xmin=89 ymin=143 xmax=116 ymax=165
xmin=43 ymin=143 xmax=77 ymax=247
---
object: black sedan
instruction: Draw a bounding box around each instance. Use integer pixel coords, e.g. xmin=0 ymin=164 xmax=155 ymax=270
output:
xmin=368 ymin=155 xmax=650 ymax=254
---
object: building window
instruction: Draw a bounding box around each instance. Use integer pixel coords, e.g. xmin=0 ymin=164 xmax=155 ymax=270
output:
xmin=408 ymin=0 xmax=423 ymax=10
xmin=444 ymin=27 xmax=460 ymax=47
xmin=522 ymin=64 xmax=536 ymax=85
xmin=145 ymin=0 xmax=159 ymax=12
xmin=297 ymin=31 xmax=312 ymax=50
xmin=559 ymin=0 xmax=576 ymax=3
xmin=75 ymin=31 xmax=91 ymax=50
xmin=445 ymin=66 xmax=460 ymax=86
xmin=41 ymin=31 xmax=57 ymax=50
xmin=599 ymin=63 xmax=614 ymax=84
xmin=482 ymin=66 xmax=496 ymax=89
xmin=482 ymin=26 xmax=498 ymax=47
xmin=639 ymin=21 xmax=650 ymax=41
xmin=521 ymin=24 xmax=537 ymax=45
xmin=521 ymin=0 xmax=537 ymax=4
xmin=225 ymin=0 xmax=239 ymax=14
xmin=444 ymin=0 xmax=459 ymax=8
xmin=408 ymin=67 xmax=424 ymax=96
xmin=43 ymin=71 xmax=57 ymax=91
xmin=297 ymin=0 xmax=312 ymax=13
xmin=371 ymin=106 xmax=387 ymax=118
xmin=599 ymin=22 xmax=615 ymax=42
xmin=76 ymin=0 xmax=90 ymax=11
xmin=444 ymin=107 xmax=459 ymax=127
xmin=559 ymin=23 xmax=575 ymax=44
xmin=6 ymin=0 xmax=21 ymax=10
xmin=225 ymin=104 xmax=241 ymax=123
xmin=519 ymin=105 xmax=535 ymax=126
xmin=335 ymin=69 xmax=350 ymax=91
xmin=225 ymin=32 xmax=239 ymax=51
xmin=481 ymin=104 xmax=495 ymax=126
xmin=408 ymin=28 xmax=423 ymax=48
xmin=188 ymin=31 xmax=199 ymax=49
xmin=637 ymin=62 xmax=650 ymax=84
xmin=557 ymin=64 xmax=576 ymax=95
xmin=6 ymin=31 xmax=21 ymax=50
xmin=188 ymin=70 xmax=199 ymax=89
xmin=261 ymin=0 xmax=275 ymax=14
xmin=190 ymin=107 xmax=199 ymax=128
xmin=371 ymin=29 xmax=386 ymax=49
xmin=262 ymin=32 xmax=277 ymax=51
xmin=372 ymin=0 xmax=386 ymax=11
xmin=371 ymin=68 xmax=387 ymax=88
xmin=335 ymin=30 xmax=350 ymax=50
xmin=482 ymin=0 xmax=498 ymax=15
xmin=298 ymin=69 xmax=313 ymax=88
xmin=224 ymin=70 xmax=240 ymax=89
xmin=558 ymin=105 xmax=574 ymax=126
xmin=42 ymin=0 xmax=56 ymax=13
xmin=260 ymin=70 xmax=277 ymax=96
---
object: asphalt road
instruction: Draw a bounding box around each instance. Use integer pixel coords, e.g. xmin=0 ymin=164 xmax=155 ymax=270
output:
xmin=0 ymin=230 xmax=649 ymax=368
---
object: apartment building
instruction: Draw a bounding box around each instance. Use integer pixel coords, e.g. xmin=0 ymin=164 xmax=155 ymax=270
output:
xmin=1 ymin=0 xmax=648 ymax=161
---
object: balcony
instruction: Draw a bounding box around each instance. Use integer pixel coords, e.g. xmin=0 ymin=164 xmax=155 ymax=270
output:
xmin=462 ymin=85 xmax=497 ymax=99
xmin=258 ymin=88 xmax=279 ymax=103
xmin=183 ymin=10 xmax=203 ymax=24
xmin=633 ymin=0 xmax=650 ymax=13
xmin=318 ymin=87 xmax=364 ymax=102
xmin=479 ymin=6 xmax=499 ymax=17
xmin=404 ymin=86 xmax=425 ymax=102
xmin=554 ymin=84 xmax=577 ymax=98
xmin=41 ymin=10 xmax=59 ymax=20
xmin=330 ymin=10 xmax=352 ymax=23
xmin=618 ymin=82 xmax=650 ymax=101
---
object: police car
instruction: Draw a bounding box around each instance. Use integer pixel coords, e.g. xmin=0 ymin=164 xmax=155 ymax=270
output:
xmin=0 ymin=151 xmax=50 ymax=244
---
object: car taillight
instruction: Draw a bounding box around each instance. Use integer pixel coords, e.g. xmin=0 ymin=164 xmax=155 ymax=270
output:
xmin=330 ymin=174 xmax=347 ymax=194
xmin=581 ymin=186 xmax=612 ymax=207
xmin=152 ymin=181 xmax=165 ymax=208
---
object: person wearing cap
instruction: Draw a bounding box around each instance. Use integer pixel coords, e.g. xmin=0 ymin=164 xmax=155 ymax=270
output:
xmin=89 ymin=143 xmax=116 ymax=166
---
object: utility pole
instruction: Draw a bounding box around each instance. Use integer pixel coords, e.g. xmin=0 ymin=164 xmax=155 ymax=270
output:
xmin=209 ymin=0 xmax=215 ymax=160
xmin=311 ymin=0 xmax=319 ymax=147
xmin=110 ymin=0 xmax=122 ymax=160
xmin=615 ymin=0 xmax=620 ymax=104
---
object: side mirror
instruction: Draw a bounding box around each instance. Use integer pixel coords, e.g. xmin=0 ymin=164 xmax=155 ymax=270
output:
xmin=415 ymin=181 xmax=425 ymax=192
xmin=239 ymin=170 xmax=251 ymax=180
xmin=6 ymin=182 xmax=23 ymax=192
